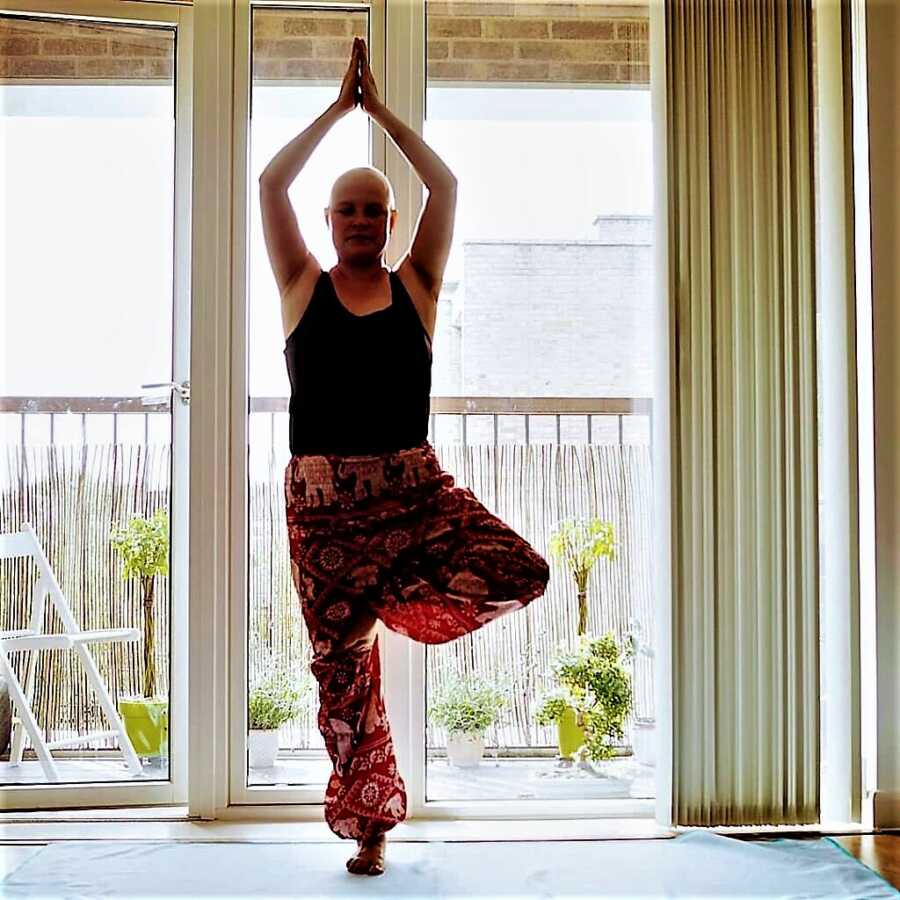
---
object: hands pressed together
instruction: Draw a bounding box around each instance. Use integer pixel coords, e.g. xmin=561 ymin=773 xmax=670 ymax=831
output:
xmin=337 ymin=37 xmax=382 ymax=116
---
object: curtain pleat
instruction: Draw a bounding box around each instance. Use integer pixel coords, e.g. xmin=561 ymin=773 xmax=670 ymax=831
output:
xmin=666 ymin=0 xmax=819 ymax=825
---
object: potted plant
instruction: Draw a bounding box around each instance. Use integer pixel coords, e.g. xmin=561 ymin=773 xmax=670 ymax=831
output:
xmin=624 ymin=617 xmax=655 ymax=766
xmin=109 ymin=507 xmax=169 ymax=761
xmin=544 ymin=516 xmax=616 ymax=756
xmin=535 ymin=632 xmax=633 ymax=762
xmin=429 ymin=673 xmax=507 ymax=767
xmin=248 ymin=669 xmax=311 ymax=769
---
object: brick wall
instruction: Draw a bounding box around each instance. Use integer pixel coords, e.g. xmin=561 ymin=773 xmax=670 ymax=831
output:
xmin=0 ymin=17 xmax=174 ymax=80
xmin=430 ymin=228 xmax=654 ymax=404
xmin=424 ymin=2 xmax=648 ymax=85
xmin=1 ymin=4 xmax=649 ymax=85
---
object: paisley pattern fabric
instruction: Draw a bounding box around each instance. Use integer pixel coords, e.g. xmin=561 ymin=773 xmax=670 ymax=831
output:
xmin=284 ymin=439 xmax=551 ymax=841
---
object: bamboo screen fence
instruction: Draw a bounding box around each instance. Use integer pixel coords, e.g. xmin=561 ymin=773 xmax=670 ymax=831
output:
xmin=1 ymin=438 xmax=654 ymax=754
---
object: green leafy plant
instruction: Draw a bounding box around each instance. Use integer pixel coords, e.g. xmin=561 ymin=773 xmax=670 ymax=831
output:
xmin=534 ymin=632 xmax=632 ymax=761
xmin=547 ymin=517 xmax=616 ymax=636
xmin=533 ymin=688 xmax=570 ymax=728
xmin=248 ymin=670 xmax=312 ymax=731
xmin=429 ymin=673 xmax=507 ymax=736
xmin=109 ymin=508 xmax=169 ymax=699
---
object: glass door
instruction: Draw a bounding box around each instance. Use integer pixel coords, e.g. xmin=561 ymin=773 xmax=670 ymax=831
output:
xmin=0 ymin=0 xmax=191 ymax=810
xmin=229 ymin=0 xmax=384 ymax=806
xmin=223 ymin=0 xmax=659 ymax=823
xmin=408 ymin=0 xmax=658 ymax=819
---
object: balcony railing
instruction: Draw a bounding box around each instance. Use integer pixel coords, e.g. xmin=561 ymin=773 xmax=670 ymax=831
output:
xmin=1 ymin=395 xmax=652 ymax=447
xmin=1 ymin=395 xmax=654 ymax=755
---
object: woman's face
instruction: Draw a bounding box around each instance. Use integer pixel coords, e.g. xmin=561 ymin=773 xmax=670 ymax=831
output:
xmin=326 ymin=176 xmax=397 ymax=263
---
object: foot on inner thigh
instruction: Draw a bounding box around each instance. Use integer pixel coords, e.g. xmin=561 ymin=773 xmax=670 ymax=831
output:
xmin=346 ymin=833 xmax=386 ymax=876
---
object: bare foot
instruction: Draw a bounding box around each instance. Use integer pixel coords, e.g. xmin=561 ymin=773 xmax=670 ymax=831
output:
xmin=346 ymin=833 xmax=386 ymax=876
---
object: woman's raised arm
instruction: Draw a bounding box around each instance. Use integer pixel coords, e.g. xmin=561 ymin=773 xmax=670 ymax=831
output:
xmin=357 ymin=39 xmax=456 ymax=297
xmin=259 ymin=40 xmax=361 ymax=296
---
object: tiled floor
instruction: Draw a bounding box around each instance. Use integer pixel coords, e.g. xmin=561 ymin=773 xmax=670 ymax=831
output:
xmin=2 ymin=754 xmax=656 ymax=801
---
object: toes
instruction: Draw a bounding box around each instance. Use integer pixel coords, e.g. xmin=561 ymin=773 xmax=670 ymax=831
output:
xmin=346 ymin=852 xmax=384 ymax=876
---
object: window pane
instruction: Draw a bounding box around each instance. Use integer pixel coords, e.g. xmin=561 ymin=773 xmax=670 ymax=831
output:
xmin=247 ymin=7 xmax=368 ymax=788
xmin=1 ymin=15 xmax=176 ymax=786
xmin=422 ymin=2 xmax=656 ymax=804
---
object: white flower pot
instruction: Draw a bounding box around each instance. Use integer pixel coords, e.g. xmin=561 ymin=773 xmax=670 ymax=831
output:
xmin=632 ymin=719 xmax=656 ymax=767
xmin=447 ymin=732 xmax=485 ymax=767
xmin=248 ymin=729 xmax=280 ymax=768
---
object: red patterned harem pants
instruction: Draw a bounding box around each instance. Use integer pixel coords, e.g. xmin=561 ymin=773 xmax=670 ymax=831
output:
xmin=284 ymin=439 xmax=550 ymax=842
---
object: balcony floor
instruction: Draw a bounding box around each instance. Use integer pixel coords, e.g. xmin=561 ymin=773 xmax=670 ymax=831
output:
xmin=2 ymin=754 xmax=655 ymax=801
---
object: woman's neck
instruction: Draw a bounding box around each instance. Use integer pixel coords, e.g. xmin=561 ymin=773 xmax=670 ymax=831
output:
xmin=332 ymin=259 xmax=388 ymax=283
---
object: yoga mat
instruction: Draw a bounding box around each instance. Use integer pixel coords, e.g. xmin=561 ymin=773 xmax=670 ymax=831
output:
xmin=2 ymin=830 xmax=896 ymax=899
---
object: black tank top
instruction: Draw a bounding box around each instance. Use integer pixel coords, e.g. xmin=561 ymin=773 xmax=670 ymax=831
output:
xmin=283 ymin=268 xmax=433 ymax=456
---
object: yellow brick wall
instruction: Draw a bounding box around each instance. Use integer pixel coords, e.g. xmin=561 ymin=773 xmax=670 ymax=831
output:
xmin=1 ymin=4 xmax=649 ymax=85
xmin=0 ymin=17 xmax=175 ymax=80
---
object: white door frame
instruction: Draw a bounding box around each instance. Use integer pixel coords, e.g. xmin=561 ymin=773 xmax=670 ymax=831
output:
xmin=201 ymin=0 xmax=663 ymax=823
xmin=0 ymin=0 xmax=192 ymax=811
xmin=187 ymin=0 xmax=234 ymax=819
xmin=213 ymin=0 xmax=388 ymax=812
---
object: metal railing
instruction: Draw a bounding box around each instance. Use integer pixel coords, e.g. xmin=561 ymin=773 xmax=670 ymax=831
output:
xmin=1 ymin=395 xmax=652 ymax=447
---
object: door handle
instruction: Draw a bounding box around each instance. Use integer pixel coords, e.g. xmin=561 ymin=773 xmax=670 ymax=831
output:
xmin=141 ymin=380 xmax=191 ymax=406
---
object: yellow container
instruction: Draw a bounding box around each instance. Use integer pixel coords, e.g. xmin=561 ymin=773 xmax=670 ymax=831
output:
xmin=558 ymin=704 xmax=586 ymax=758
xmin=118 ymin=697 xmax=168 ymax=759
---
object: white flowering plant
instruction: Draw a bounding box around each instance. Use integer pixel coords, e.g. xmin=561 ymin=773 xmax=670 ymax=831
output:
xmin=429 ymin=672 xmax=508 ymax=736
xmin=248 ymin=670 xmax=313 ymax=731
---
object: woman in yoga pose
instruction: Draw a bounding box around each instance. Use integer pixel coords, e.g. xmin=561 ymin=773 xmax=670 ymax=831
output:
xmin=260 ymin=38 xmax=550 ymax=876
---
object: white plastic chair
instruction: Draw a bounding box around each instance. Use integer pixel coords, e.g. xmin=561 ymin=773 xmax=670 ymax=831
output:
xmin=0 ymin=522 xmax=143 ymax=782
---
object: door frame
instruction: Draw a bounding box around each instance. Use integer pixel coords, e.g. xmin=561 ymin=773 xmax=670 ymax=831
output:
xmin=0 ymin=0 xmax=192 ymax=811
xmin=211 ymin=0 xmax=388 ymax=811
xmin=203 ymin=0 xmax=663 ymax=823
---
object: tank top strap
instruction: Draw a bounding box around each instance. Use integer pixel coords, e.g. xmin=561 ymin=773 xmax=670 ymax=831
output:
xmin=285 ymin=270 xmax=334 ymax=346
xmin=390 ymin=269 xmax=433 ymax=350
xmin=314 ymin=268 xmax=334 ymax=309
xmin=389 ymin=269 xmax=412 ymax=308
xmin=305 ymin=268 xmax=337 ymax=324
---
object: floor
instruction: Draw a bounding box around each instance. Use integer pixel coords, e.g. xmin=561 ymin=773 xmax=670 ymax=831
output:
xmin=2 ymin=834 xmax=898 ymax=890
xmin=1 ymin=753 xmax=656 ymax=801
xmin=4 ymin=755 xmax=893 ymax=890
xmin=833 ymin=834 xmax=900 ymax=889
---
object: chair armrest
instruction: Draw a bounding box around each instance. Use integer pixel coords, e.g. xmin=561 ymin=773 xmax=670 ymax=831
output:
xmin=69 ymin=628 xmax=141 ymax=645
xmin=1 ymin=632 xmax=73 ymax=651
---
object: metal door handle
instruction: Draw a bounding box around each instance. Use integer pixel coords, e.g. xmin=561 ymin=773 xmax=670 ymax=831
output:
xmin=141 ymin=380 xmax=190 ymax=405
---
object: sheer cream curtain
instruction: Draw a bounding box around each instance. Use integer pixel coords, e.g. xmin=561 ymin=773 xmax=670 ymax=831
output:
xmin=665 ymin=0 xmax=819 ymax=825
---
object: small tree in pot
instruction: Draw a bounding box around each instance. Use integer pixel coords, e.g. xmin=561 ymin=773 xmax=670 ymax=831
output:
xmin=544 ymin=516 xmax=616 ymax=756
xmin=109 ymin=508 xmax=169 ymax=761
xmin=548 ymin=516 xmax=616 ymax=637
xmin=429 ymin=673 xmax=507 ymax=767
xmin=535 ymin=632 xmax=632 ymax=763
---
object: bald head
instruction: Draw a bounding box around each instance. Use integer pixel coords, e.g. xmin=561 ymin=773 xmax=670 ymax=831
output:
xmin=329 ymin=166 xmax=395 ymax=212
xmin=325 ymin=166 xmax=398 ymax=262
